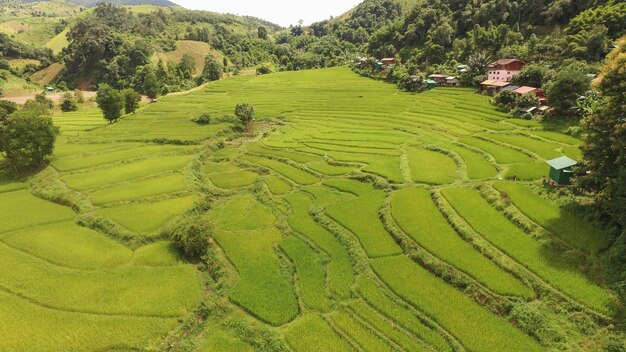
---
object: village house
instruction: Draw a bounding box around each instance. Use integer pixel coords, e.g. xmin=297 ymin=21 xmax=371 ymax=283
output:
xmin=513 ymin=86 xmax=547 ymax=103
xmin=480 ymin=79 xmax=511 ymax=93
xmin=487 ymin=59 xmax=525 ymax=81
xmin=445 ymin=76 xmax=460 ymax=86
xmin=428 ymin=74 xmax=448 ymax=86
xmin=381 ymin=58 xmax=396 ymax=67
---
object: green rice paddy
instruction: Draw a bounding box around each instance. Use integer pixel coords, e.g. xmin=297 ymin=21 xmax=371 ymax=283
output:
xmin=0 ymin=66 xmax=617 ymax=351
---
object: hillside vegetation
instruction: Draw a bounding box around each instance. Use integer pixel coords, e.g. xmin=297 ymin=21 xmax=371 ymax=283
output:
xmin=0 ymin=67 xmax=622 ymax=351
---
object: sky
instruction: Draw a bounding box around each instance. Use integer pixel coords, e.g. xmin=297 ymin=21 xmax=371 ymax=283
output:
xmin=170 ymin=0 xmax=363 ymax=27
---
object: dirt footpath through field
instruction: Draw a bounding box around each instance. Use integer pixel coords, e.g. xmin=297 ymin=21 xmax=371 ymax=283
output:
xmin=0 ymin=91 xmax=98 ymax=105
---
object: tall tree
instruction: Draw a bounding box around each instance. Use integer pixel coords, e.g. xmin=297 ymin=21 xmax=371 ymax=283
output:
xmin=575 ymin=38 xmax=626 ymax=226
xmin=142 ymin=66 xmax=160 ymax=101
xmin=0 ymin=106 xmax=59 ymax=172
xmin=575 ymin=36 xmax=626 ymax=318
xmin=96 ymin=84 xmax=125 ymax=123
xmin=122 ymin=89 xmax=141 ymax=114
xmin=201 ymin=56 xmax=223 ymax=82
xmin=178 ymin=54 xmax=196 ymax=80
xmin=545 ymin=61 xmax=591 ymax=115
xmin=235 ymin=104 xmax=255 ymax=132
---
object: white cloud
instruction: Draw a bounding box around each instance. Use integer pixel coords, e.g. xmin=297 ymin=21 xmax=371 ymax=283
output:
xmin=170 ymin=0 xmax=362 ymax=27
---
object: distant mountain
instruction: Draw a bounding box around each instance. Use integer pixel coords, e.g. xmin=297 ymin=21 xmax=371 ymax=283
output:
xmin=21 ymin=0 xmax=179 ymax=7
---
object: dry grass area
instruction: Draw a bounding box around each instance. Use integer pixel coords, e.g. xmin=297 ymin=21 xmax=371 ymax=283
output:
xmin=30 ymin=63 xmax=65 ymax=86
xmin=155 ymin=40 xmax=223 ymax=77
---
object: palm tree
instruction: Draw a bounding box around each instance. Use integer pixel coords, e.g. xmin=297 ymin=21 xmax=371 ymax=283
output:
xmin=467 ymin=51 xmax=493 ymax=75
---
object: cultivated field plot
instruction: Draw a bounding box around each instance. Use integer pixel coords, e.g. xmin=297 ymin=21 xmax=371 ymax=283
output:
xmin=0 ymin=67 xmax=618 ymax=351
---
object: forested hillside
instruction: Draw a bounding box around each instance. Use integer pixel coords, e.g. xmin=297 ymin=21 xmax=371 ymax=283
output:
xmin=2 ymin=0 xmax=625 ymax=93
xmin=20 ymin=0 xmax=177 ymax=7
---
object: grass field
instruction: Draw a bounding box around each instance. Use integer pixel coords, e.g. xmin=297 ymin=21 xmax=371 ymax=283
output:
xmin=1 ymin=66 xmax=618 ymax=351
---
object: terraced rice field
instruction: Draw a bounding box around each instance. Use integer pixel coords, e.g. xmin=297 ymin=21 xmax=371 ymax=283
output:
xmin=0 ymin=67 xmax=618 ymax=351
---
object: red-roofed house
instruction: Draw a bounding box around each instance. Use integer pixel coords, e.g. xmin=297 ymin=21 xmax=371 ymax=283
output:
xmin=513 ymin=86 xmax=547 ymax=103
xmin=487 ymin=59 xmax=525 ymax=82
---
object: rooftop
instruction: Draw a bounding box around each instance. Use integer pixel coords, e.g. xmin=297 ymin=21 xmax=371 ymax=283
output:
xmin=514 ymin=86 xmax=540 ymax=95
xmin=488 ymin=59 xmax=525 ymax=67
xmin=491 ymin=81 xmax=512 ymax=87
xmin=547 ymin=156 xmax=578 ymax=170
xmin=480 ymin=80 xmax=511 ymax=87
xmin=501 ymin=85 xmax=520 ymax=91
xmin=429 ymin=74 xmax=449 ymax=78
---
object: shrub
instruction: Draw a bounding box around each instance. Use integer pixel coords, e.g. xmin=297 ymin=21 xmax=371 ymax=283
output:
xmin=169 ymin=218 xmax=210 ymax=258
xmin=0 ymin=100 xmax=17 ymax=120
xmin=193 ymin=113 xmax=211 ymax=125
xmin=256 ymin=64 xmax=273 ymax=75
xmin=60 ymin=93 xmax=78 ymax=112
xmin=235 ymin=103 xmax=255 ymax=131
xmin=74 ymin=89 xmax=85 ymax=103
xmin=510 ymin=302 xmax=566 ymax=345
xmin=492 ymin=90 xmax=517 ymax=109
xmin=56 ymin=81 xmax=69 ymax=92
xmin=34 ymin=93 xmax=54 ymax=110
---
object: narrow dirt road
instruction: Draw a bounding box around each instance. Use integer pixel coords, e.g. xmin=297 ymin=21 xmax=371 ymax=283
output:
xmin=0 ymin=91 xmax=98 ymax=105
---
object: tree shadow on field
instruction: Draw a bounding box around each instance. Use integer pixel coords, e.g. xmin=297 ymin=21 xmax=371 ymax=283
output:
xmin=0 ymin=159 xmax=47 ymax=186
xmin=535 ymin=184 xmax=621 ymax=305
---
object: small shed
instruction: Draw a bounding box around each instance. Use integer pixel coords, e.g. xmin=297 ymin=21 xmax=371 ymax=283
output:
xmin=547 ymin=156 xmax=577 ymax=185
xmin=522 ymin=106 xmax=537 ymax=114
xmin=424 ymin=80 xmax=436 ymax=89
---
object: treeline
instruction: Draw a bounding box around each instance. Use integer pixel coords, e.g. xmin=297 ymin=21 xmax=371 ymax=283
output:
xmin=54 ymin=3 xmax=358 ymax=95
xmin=0 ymin=33 xmax=54 ymax=63
xmin=364 ymin=0 xmax=625 ymax=66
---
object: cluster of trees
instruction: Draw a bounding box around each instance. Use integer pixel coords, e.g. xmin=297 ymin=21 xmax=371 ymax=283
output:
xmin=0 ymin=96 xmax=58 ymax=173
xmin=96 ymin=85 xmax=141 ymax=123
xmin=0 ymin=33 xmax=54 ymax=64
xmin=573 ymin=37 xmax=626 ymax=310
xmin=492 ymin=90 xmax=540 ymax=117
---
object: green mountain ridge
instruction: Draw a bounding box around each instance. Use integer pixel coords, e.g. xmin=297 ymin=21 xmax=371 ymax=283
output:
xmin=21 ymin=0 xmax=178 ymax=7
